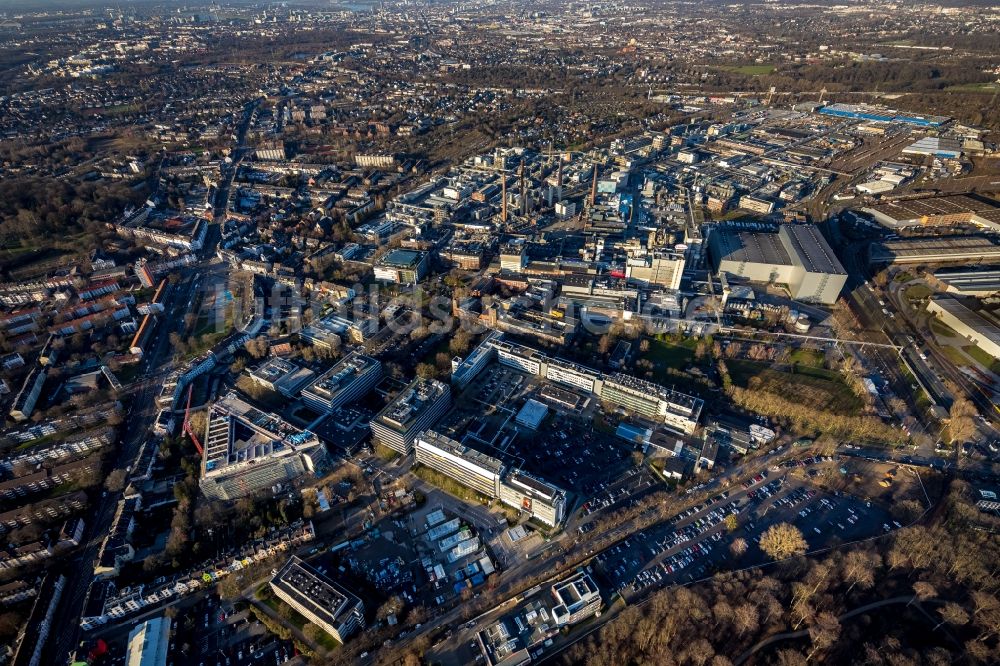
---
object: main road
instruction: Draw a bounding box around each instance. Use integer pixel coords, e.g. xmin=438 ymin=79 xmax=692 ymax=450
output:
xmin=46 ymin=98 xmax=257 ymax=665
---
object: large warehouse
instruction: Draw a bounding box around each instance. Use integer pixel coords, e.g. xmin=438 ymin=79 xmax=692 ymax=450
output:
xmin=869 ymin=236 xmax=1000 ymax=266
xmin=926 ymin=296 xmax=1000 ymax=361
xmin=708 ymin=224 xmax=848 ymax=305
xmin=861 ymin=194 xmax=1000 ymax=231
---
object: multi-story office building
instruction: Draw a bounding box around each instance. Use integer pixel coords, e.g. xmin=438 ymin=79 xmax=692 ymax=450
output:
xmin=301 ymin=353 xmax=381 ymax=413
xmin=415 ymin=431 xmax=504 ymax=498
xmin=270 ymin=556 xmax=365 ymax=643
xmin=600 ymin=373 xmax=704 ymax=435
xmin=373 ymin=249 xmax=428 ymax=285
xmin=544 ymin=358 xmax=600 ymax=394
xmin=550 ymin=571 xmax=602 ymax=627
xmin=499 ymin=471 xmax=566 ymax=527
xmin=248 ymin=358 xmax=316 ymax=398
xmin=451 ymin=334 xmax=703 ymax=435
xmin=494 ymin=339 xmax=545 ymax=375
xmin=370 ymin=378 xmax=451 ymax=454
xmin=199 ymin=393 xmax=327 ymax=500
xmin=415 ymin=431 xmax=568 ymax=526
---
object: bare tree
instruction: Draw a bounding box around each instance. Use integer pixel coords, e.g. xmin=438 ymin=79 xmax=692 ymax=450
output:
xmin=806 ymin=612 xmax=841 ymax=661
xmin=760 ymin=523 xmax=808 ymax=561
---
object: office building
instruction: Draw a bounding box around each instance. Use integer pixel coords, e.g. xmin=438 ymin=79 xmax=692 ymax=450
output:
xmin=415 ymin=431 xmax=504 ymax=498
xmin=270 ymin=556 xmax=365 ymax=643
xmin=515 ymin=399 xmax=548 ymax=430
xmin=544 ymin=357 xmax=600 ymax=394
xmin=248 ymin=358 xmax=316 ymax=398
xmin=199 ymin=393 xmax=327 ymax=500
xmin=709 ymin=224 xmax=847 ymax=304
xmin=301 ymin=353 xmax=381 ymax=413
xmin=926 ymin=296 xmax=1000 ymax=361
xmin=451 ymin=330 xmax=503 ymax=389
xmin=456 ymin=334 xmax=703 ymax=435
xmin=550 ymin=571 xmax=602 ymax=627
xmin=600 ymin=373 xmax=704 ymax=435
xmin=126 ymin=616 xmax=171 ymax=666
xmin=373 ymin=249 xmax=428 ymax=284
xmin=499 ymin=471 xmax=566 ymax=527
xmin=370 ymin=378 xmax=451 ymax=453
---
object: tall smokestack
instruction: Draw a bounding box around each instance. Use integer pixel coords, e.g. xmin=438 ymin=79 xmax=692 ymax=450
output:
xmin=556 ymin=157 xmax=563 ymax=189
xmin=589 ymin=163 xmax=598 ymax=208
xmin=501 ymin=172 xmax=507 ymax=224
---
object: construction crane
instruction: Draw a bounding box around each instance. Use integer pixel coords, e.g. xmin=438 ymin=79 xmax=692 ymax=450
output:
xmin=182 ymin=384 xmax=204 ymax=456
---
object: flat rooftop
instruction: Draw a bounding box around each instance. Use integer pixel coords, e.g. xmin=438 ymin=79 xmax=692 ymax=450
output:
xmin=372 ymin=378 xmax=449 ymax=433
xmin=418 ymin=430 xmax=505 ymax=475
xmin=713 ymin=229 xmax=792 ymax=266
xmin=779 ymin=225 xmax=846 ymax=275
xmin=303 ymin=353 xmax=379 ymax=402
xmin=871 ymin=236 xmax=1000 ymax=261
xmin=203 ymin=392 xmax=318 ymax=476
xmin=271 ymin=556 xmax=361 ymax=629
xmin=379 ymin=248 xmax=425 ymax=268
xmin=865 ymin=194 xmax=1000 ymax=222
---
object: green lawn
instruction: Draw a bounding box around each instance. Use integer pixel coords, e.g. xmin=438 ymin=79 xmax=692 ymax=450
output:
xmin=904 ymin=284 xmax=932 ymax=301
xmin=721 ymin=64 xmax=776 ymax=76
xmin=728 ymin=360 xmax=863 ymax=414
xmin=944 ymin=83 xmax=1000 ymax=93
xmin=931 ymin=320 xmax=958 ymax=339
xmin=788 ymin=348 xmax=825 ymax=368
xmin=939 ymin=346 xmax=968 ymax=367
xmin=640 ymin=337 xmax=698 ymax=380
xmin=963 ymin=345 xmax=1000 ymax=374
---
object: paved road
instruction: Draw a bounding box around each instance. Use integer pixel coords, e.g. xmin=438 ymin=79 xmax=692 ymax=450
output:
xmin=732 ymin=595 xmax=940 ymax=665
xmin=44 ymin=273 xmax=196 ymax=664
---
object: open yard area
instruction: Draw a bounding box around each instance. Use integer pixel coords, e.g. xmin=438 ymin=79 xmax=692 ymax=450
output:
xmin=728 ymin=360 xmax=864 ymax=414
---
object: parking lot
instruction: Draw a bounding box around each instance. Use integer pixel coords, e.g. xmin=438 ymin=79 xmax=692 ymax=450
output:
xmin=90 ymin=593 xmax=297 ymax=666
xmin=440 ymin=364 xmax=636 ymax=498
xmin=594 ymin=456 xmax=896 ymax=600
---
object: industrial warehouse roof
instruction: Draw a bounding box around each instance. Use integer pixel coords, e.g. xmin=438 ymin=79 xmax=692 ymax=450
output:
xmin=933 ymin=267 xmax=1000 ymax=296
xmin=870 ymin=236 xmax=1000 ymax=263
xmin=863 ymin=194 xmax=1000 ymax=226
xmin=712 ymin=228 xmax=792 ymax=266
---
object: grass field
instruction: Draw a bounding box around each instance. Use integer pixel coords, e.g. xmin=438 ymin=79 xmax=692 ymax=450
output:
xmin=788 ymin=348 xmax=825 ymax=368
xmin=728 ymin=360 xmax=864 ymax=414
xmin=721 ymin=64 xmax=776 ymax=76
xmin=931 ymin=320 xmax=958 ymax=339
xmin=944 ymin=83 xmax=1000 ymax=93
xmin=722 ymin=65 xmax=776 ymax=76
xmin=904 ymin=284 xmax=932 ymax=301
xmin=939 ymin=346 xmax=968 ymax=367
xmin=963 ymin=345 xmax=1000 ymax=374
xmin=640 ymin=337 xmax=698 ymax=383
